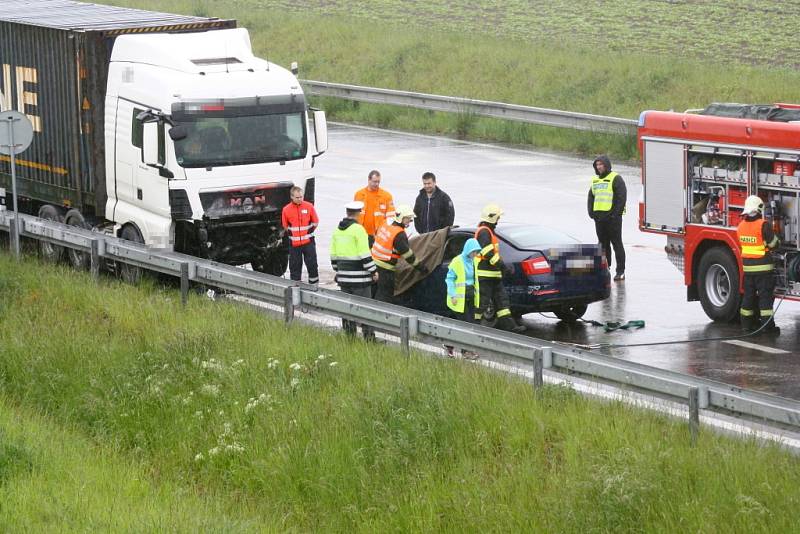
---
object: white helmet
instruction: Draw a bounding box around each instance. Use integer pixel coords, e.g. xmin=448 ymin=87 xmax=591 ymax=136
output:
xmin=743 ymin=195 xmax=764 ymax=215
xmin=394 ymin=204 xmax=415 ymax=223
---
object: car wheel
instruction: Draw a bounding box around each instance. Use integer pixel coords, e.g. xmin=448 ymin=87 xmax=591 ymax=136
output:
xmin=697 ymin=246 xmax=740 ymax=323
xmin=554 ymin=304 xmax=588 ymax=323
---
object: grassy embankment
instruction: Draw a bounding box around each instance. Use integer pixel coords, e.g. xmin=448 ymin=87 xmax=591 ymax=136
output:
xmin=1 ymin=251 xmax=800 ymax=531
xmin=96 ymin=0 xmax=800 ymax=160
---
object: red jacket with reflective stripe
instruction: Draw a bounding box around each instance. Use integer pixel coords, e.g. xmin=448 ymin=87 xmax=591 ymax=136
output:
xmin=281 ymin=200 xmax=319 ymax=247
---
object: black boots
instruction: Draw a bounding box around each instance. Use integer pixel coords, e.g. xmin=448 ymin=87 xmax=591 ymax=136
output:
xmin=497 ymin=316 xmax=526 ymax=334
xmin=759 ymin=316 xmax=780 ymax=335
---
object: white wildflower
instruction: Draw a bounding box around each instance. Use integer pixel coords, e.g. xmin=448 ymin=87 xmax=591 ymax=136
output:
xmin=317 ymin=354 xmax=326 ymax=361
xmin=194 ymin=410 xmax=204 ymax=419
xmin=200 ymin=384 xmax=220 ymax=397
xmin=290 ymin=377 xmax=300 ymax=388
xmin=329 ymin=361 xmax=338 ymax=367
xmin=194 ymin=453 xmax=204 ymax=462
xmin=201 ymin=359 xmax=224 ymax=372
xmin=267 ymin=358 xmax=280 ymax=370
xmin=289 ymin=362 xmax=302 ymax=371
xmin=208 ymin=447 xmax=220 ymax=457
xmin=225 ymin=442 xmax=245 ymax=454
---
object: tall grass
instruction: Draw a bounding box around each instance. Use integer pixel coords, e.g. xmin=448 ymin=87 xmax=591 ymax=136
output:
xmin=92 ymin=0 xmax=800 ymax=160
xmin=1 ymin=251 xmax=800 ymax=530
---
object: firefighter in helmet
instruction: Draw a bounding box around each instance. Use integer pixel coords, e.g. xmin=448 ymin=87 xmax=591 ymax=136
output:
xmin=737 ymin=195 xmax=780 ymax=334
xmin=474 ymin=203 xmax=526 ymax=333
xmin=371 ymin=204 xmax=427 ymax=304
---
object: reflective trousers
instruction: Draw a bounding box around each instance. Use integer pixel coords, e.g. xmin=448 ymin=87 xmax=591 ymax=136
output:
xmin=477 ymin=277 xmax=511 ymax=320
xmin=740 ymin=271 xmax=775 ymax=319
xmin=288 ymin=241 xmax=319 ymax=284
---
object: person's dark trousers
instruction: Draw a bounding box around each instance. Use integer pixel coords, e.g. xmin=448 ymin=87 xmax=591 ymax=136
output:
xmin=476 ymin=277 xmax=511 ymax=321
xmin=595 ymin=216 xmax=626 ymax=274
xmin=457 ymin=287 xmax=477 ymax=323
xmin=741 ymin=272 xmax=776 ymax=330
xmin=367 ymin=236 xmax=377 ymax=297
xmin=339 ymin=284 xmax=375 ymax=340
xmin=288 ymin=241 xmax=319 ymax=284
xmin=375 ymin=267 xmax=397 ymax=304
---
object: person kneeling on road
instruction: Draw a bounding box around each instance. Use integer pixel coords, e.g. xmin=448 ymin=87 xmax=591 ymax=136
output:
xmin=371 ymin=204 xmax=428 ymax=304
xmin=475 ymin=203 xmax=526 ymax=333
xmin=737 ymin=195 xmax=780 ymax=334
xmin=330 ymin=201 xmax=377 ymax=341
xmin=444 ymin=238 xmax=481 ymax=359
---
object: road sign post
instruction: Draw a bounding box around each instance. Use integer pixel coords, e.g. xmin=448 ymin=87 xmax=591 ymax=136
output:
xmin=0 ymin=111 xmax=34 ymax=259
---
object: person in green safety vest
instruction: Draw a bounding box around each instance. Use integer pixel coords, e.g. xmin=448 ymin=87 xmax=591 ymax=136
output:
xmin=443 ymin=238 xmax=482 ymax=359
xmin=330 ymin=200 xmax=378 ymax=341
xmin=587 ymin=155 xmax=627 ymax=281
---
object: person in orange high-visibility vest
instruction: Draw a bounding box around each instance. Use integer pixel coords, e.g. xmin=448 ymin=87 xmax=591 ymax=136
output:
xmin=281 ymin=186 xmax=319 ymax=285
xmin=354 ymin=169 xmax=395 ymax=246
xmin=371 ymin=204 xmax=427 ymax=304
xmin=737 ymin=195 xmax=780 ymax=334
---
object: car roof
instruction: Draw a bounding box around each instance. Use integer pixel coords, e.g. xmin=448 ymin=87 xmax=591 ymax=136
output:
xmin=452 ymin=224 xmax=580 ymax=249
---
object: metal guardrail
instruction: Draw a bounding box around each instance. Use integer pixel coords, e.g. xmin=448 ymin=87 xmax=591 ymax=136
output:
xmin=2 ymin=212 xmax=800 ymax=440
xmin=301 ymin=80 xmax=639 ymax=136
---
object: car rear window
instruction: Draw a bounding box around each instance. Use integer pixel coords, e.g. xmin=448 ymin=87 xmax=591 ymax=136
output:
xmin=501 ymin=225 xmax=579 ymax=248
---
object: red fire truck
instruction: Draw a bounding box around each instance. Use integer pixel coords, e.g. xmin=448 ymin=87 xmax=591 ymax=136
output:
xmin=638 ymin=104 xmax=800 ymax=321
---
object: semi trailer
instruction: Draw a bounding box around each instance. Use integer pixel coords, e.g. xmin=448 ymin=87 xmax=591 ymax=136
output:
xmin=0 ymin=0 xmax=327 ymax=280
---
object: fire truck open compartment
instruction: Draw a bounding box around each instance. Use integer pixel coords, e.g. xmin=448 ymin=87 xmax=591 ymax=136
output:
xmin=639 ymin=108 xmax=800 ymax=320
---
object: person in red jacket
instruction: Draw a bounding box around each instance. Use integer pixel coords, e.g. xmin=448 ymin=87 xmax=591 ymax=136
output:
xmin=281 ymin=186 xmax=319 ymax=285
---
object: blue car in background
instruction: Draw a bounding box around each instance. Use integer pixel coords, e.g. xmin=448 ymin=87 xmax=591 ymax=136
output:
xmin=401 ymin=224 xmax=610 ymax=323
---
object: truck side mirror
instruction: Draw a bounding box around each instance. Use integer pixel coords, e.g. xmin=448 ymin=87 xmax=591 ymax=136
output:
xmin=169 ymin=125 xmax=187 ymax=141
xmin=142 ymin=121 xmax=159 ymax=166
xmin=313 ymin=110 xmax=327 ymax=155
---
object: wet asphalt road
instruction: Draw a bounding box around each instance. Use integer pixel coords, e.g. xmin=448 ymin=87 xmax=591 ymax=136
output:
xmin=310 ymin=124 xmax=800 ymax=400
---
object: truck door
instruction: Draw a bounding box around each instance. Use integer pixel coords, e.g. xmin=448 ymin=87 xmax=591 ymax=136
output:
xmin=113 ymin=99 xmax=138 ymax=217
xmin=131 ymin=108 xmax=169 ymax=219
xmin=642 ymin=140 xmax=686 ymax=233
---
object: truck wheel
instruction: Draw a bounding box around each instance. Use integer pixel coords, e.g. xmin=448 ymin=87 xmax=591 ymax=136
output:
xmin=554 ymin=303 xmax=588 ymax=323
xmin=253 ymin=248 xmax=288 ymax=277
xmin=65 ymin=209 xmax=91 ymax=270
xmin=697 ymin=247 xmax=740 ymax=322
xmin=38 ymin=205 xmax=64 ymax=263
xmin=119 ymin=224 xmax=144 ymax=285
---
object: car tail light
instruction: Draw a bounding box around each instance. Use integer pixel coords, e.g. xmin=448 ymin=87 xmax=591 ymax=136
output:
xmin=600 ymin=255 xmax=608 ymax=270
xmin=521 ymin=255 xmax=551 ymax=276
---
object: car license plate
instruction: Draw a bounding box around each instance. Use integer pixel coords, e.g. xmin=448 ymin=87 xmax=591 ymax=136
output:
xmin=566 ymin=258 xmax=594 ymax=269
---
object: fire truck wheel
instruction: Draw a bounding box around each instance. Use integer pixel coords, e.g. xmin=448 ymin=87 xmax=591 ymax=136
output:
xmin=37 ymin=204 xmax=64 ymax=263
xmin=119 ymin=224 xmax=145 ymax=285
xmin=697 ymin=247 xmax=740 ymax=323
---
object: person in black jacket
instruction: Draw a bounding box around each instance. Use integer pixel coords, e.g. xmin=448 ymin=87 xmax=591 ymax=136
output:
xmin=413 ymin=172 xmax=455 ymax=234
xmin=587 ymin=155 xmax=627 ymax=281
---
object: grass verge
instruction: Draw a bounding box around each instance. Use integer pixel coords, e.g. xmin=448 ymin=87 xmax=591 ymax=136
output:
xmin=1 ymin=251 xmax=799 ymax=530
xmin=94 ymin=1 xmax=800 ymax=160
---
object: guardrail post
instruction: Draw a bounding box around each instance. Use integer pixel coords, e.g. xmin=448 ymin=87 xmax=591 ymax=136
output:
xmin=688 ymin=386 xmax=700 ymax=446
xmin=180 ymin=262 xmax=190 ymax=307
xmin=541 ymin=346 xmax=553 ymax=369
xmin=9 ymin=217 xmax=19 ymax=259
xmin=533 ymin=349 xmax=544 ymax=389
xmin=400 ymin=316 xmax=410 ymax=356
xmin=90 ymin=238 xmax=101 ymax=281
xmin=283 ymin=286 xmax=295 ymax=324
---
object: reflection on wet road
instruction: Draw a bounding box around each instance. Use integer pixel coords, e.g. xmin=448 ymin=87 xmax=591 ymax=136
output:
xmin=313 ymin=124 xmax=800 ymax=399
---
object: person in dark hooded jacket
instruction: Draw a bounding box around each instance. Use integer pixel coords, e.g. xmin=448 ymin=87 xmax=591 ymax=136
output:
xmin=413 ymin=172 xmax=455 ymax=234
xmin=587 ymin=155 xmax=627 ymax=280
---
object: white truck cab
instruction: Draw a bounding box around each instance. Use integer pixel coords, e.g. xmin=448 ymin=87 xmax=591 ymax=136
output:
xmin=106 ymin=28 xmax=327 ymax=273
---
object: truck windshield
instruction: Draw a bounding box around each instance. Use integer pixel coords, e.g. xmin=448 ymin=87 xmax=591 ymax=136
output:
xmin=171 ymin=99 xmax=307 ymax=168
